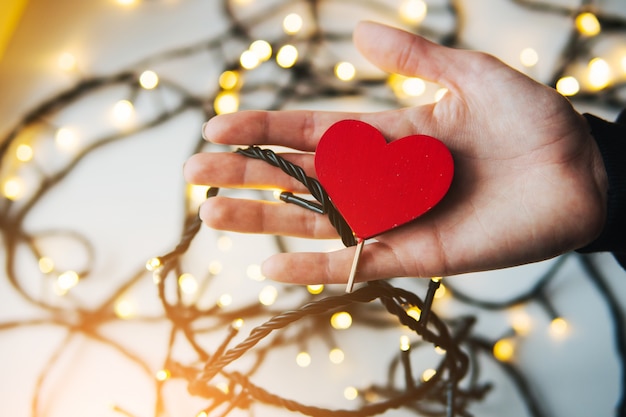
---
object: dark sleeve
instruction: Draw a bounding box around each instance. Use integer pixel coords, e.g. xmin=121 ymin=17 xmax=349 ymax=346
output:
xmin=576 ymin=109 xmax=626 ymax=268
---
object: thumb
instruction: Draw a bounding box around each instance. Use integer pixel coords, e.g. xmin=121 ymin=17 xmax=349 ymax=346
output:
xmin=353 ymin=21 xmax=472 ymax=89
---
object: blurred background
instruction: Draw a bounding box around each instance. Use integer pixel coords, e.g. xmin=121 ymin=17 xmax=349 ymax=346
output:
xmin=1 ymin=0 xmax=626 ymax=416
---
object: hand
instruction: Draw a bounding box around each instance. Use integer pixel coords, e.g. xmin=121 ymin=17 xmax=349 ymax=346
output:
xmin=184 ymin=21 xmax=607 ymax=285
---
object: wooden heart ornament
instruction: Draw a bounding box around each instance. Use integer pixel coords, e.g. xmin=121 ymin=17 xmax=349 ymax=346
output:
xmin=314 ymin=120 xmax=454 ymax=240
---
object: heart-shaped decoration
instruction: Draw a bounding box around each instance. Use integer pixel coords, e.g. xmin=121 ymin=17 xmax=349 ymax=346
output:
xmin=314 ymin=120 xmax=454 ymax=240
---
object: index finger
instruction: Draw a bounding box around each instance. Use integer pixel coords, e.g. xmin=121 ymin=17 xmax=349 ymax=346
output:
xmin=203 ymin=110 xmax=367 ymax=152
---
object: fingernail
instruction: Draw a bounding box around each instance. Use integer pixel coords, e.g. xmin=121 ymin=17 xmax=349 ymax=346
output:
xmin=201 ymin=122 xmax=208 ymax=140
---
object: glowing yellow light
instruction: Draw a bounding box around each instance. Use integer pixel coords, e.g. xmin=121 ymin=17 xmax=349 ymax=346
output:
xmin=178 ymin=273 xmax=199 ymax=295
xmin=344 ymin=386 xmax=358 ymax=401
xmin=55 ymin=127 xmax=79 ymax=151
xmin=217 ymin=235 xmax=233 ymax=251
xmin=421 ymin=368 xmax=437 ymax=382
xmin=145 ymin=257 xmax=162 ymax=272
xmin=232 ymin=318 xmax=244 ymax=330
xmin=335 ymin=62 xmax=356 ymax=81
xmin=2 ymin=177 xmax=25 ymax=201
xmin=57 ymin=270 xmax=79 ymax=291
xmin=307 ymin=284 xmax=324 ymax=295
xmin=247 ymin=264 xmax=265 ymax=281
xmin=114 ymin=297 xmax=137 ymax=319
xmin=208 ymin=260 xmax=223 ymax=275
xmin=258 ymin=285 xmax=278 ymax=306
xmin=296 ymin=351 xmax=311 ymax=367
xmin=116 ymin=0 xmax=137 ymax=6
xmin=196 ymin=412 xmax=208 ymax=417
xmin=276 ymin=44 xmax=298 ymax=68
xmin=510 ymin=308 xmax=532 ymax=336
xmin=621 ymin=55 xmax=626 ymax=73
xmin=214 ymin=91 xmax=239 ymax=115
xmin=15 ymin=144 xmax=33 ymax=162
xmin=139 ymin=70 xmax=159 ymax=89
xmin=217 ymin=293 xmax=232 ymax=307
xmin=330 ymin=311 xmax=352 ymax=330
xmin=38 ymin=257 xmax=55 ymax=274
xmin=240 ymin=50 xmax=260 ymax=70
xmin=434 ymin=346 xmax=446 ymax=355
xmin=575 ymin=12 xmax=601 ymax=37
xmin=555 ymin=76 xmax=579 ymax=96
xmin=588 ymin=57 xmax=611 ymax=90
xmin=112 ymin=100 xmax=135 ymax=124
xmin=550 ymin=317 xmax=568 ymax=337
xmin=406 ymin=306 xmax=421 ymax=321
xmin=219 ymin=70 xmax=240 ymax=90
xmin=519 ymin=48 xmax=539 ymax=68
xmin=249 ymin=40 xmax=272 ymax=61
xmin=283 ymin=13 xmax=303 ymax=34
xmin=187 ymin=184 xmax=210 ymax=210
xmin=434 ymin=87 xmax=448 ymax=102
xmin=493 ymin=338 xmax=515 ymax=362
xmin=57 ymin=52 xmax=77 ymax=71
xmin=399 ymin=335 xmax=411 ymax=352
xmin=402 ymin=77 xmax=426 ymax=97
xmin=434 ymin=284 xmax=446 ymax=299
xmin=155 ymin=369 xmax=171 ymax=381
xmin=399 ymin=0 xmax=427 ymax=24
xmin=329 ymin=348 xmax=344 ymax=364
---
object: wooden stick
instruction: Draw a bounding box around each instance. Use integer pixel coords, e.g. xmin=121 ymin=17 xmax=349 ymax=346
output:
xmin=346 ymin=239 xmax=364 ymax=293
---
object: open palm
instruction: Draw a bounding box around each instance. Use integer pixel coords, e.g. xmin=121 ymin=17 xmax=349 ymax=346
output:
xmin=184 ymin=21 xmax=607 ymax=285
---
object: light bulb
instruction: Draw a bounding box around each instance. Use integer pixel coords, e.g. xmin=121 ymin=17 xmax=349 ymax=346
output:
xmin=406 ymin=306 xmax=421 ymax=321
xmin=401 ymin=77 xmax=426 ymax=97
xmin=208 ymin=260 xmax=223 ymax=275
xmin=145 ymin=257 xmax=162 ymax=272
xmin=15 ymin=144 xmax=33 ymax=162
xmin=178 ymin=273 xmax=198 ymax=295
xmin=335 ymin=62 xmax=356 ymax=81
xmin=330 ymin=311 xmax=352 ymax=330
xmin=588 ymin=57 xmax=611 ymax=90
xmin=283 ymin=13 xmax=303 ymax=34
xmin=493 ymin=338 xmax=515 ymax=362
xmin=550 ymin=317 xmax=568 ymax=337
xmin=57 ymin=52 xmax=77 ymax=72
xmin=56 ymin=270 xmax=79 ymax=293
xmin=296 ymin=351 xmax=311 ymax=367
xmin=155 ymin=369 xmax=171 ymax=381
xmin=247 ymin=264 xmax=264 ymax=281
xmin=421 ymin=368 xmax=437 ymax=382
xmin=114 ymin=297 xmax=137 ymax=319
xmin=307 ymin=284 xmax=324 ymax=295
xmin=555 ymin=76 xmax=579 ymax=96
xmin=329 ymin=348 xmax=344 ymax=364
xmin=218 ymin=70 xmax=240 ymax=90
xmin=112 ymin=100 xmax=135 ymax=125
xmin=276 ymin=45 xmax=298 ymax=68
xmin=2 ymin=177 xmax=25 ymax=201
xmin=214 ymin=92 xmax=239 ymax=115
xmin=399 ymin=335 xmax=410 ymax=351
xmin=399 ymin=0 xmax=427 ymax=24
xmin=55 ymin=127 xmax=79 ymax=152
xmin=39 ymin=257 xmax=55 ymax=274
xmin=217 ymin=293 xmax=232 ymax=307
xmin=258 ymin=285 xmax=278 ymax=306
xmin=575 ymin=12 xmax=601 ymax=37
xmin=344 ymin=386 xmax=358 ymax=400
xmin=240 ymin=50 xmax=260 ymax=70
xmin=139 ymin=70 xmax=159 ymax=89
xmin=520 ymin=48 xmax=539 ymax=68
xmin=249 ymin=40 xmax=272 ymax=61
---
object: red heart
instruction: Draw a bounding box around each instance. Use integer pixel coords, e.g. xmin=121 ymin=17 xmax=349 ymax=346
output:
xmin=314 ymin=120 xmax=454 ymax=240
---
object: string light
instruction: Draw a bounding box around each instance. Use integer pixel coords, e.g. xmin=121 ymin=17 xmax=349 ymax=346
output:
xmin=329 ymin=348 xmax=345 ymax=364
xmin=231 ymin=318 xmax=244 ymax=330
xmin=330 ymin=311 xmax=352 ymax=330
xmin=276 ymin=44 xmax=298 ymax=68
xmin=406 ymin=306 xmax=421 ymax=321
xmin=56 ymin=270 xmax=80 ymax=294
xmin=249 ymin=40 xmax=272 ymax=61
xmin=343 ymin=386 xmax=359 ymax=401
xmin=510 ymin=308 xmax=532 ymax=336
xmin=334 ymin=62 xmax=356 ymax=81
xmin=15 ymin=144 xmax=33 ymax=162
xmin=549 ymin=317 xmax=569 ymax=338
xmin=258 ymin=285 xmax=278 ymax=306
xmin=38 ymin=257 xmax=55 ymax=274
xmin=307 ymin=284 xmax=324 ymax=294
xmin=178 ymin=273 xmax=199 ymax=295
xmin=218 ymin=70 xmax=240 ymax=90
xmin=399 ymin=0 xmax=427 ymax=24
xmin=555 ymin=76 xmax=580 ymax=96
xmin=112 ymin=100 xmax=135 ymax=125
xmin=115 ymin=0 xmax=137 ymax=6
xmin=296 ymin=351 xmax=311 ymax=367
xmin=145 ymin=257 xmax=162 ymax=272
xmin=421 ymin=368 xmax=437 ymax=382
xmin=520 ymin=47 xmax=539 ymax=68
xmin=54 ymin=127 xmax=79 ymax=152
xmin=57 ymin=52 xmax=77 ymax=72
xmin=575 ymin=12 xmax=601 ymax=37
xmin=114 ymin=297 xmax=137 ymax=319
xmin=282 ymin=13 xmax=303 ymax=35
xmin=2 ymin=177 xmax=25 ymax=201
xmin=139 ymin=70 xmax=159 ymax=89
xmin=493 ymin=338 xmax=515 ymax=362
xmin=246 ymin=264 xmax=264 ymax=281
xmin=240 ymin=49 xmax=261 ymax=70
xmin=217 ymin=293 xmax=233 ymax=308
xmin=399 ymin=335 xmax=411 ymax=351
xmin=213 ymin=91 xmax=239 ymax=115
xmin=155 ymin=369 xmax=171 ymax=381
xmin=587 ymin=57 xmax=611 ymax=90
xmin=208 ymin=260 xmax=223 ymax=275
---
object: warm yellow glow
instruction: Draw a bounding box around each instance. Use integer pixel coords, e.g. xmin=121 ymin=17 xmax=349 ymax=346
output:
xmin=510 ymin=308 xmax=532 ymax=335
xmin=399 ymin=0 xmax=427 ymax=24
xmin=216 ymin=382 xmax=229 ymax=394
xmin=402 ymin=77 xmax=426 ymax=96
xmin=434 ymin=87 xmax=448 ymax=102
xmin=231 ymin=318 xmax=244 ymax=330
xmin=399 ymin=335 xmax=411 ymax=352
xmin=330 ymin=311 xmax=352 ymax=330
xmin=247 ymin=264 xmax=265 ymax=281
xmin=406 ymin=306 xmax=421 ymax=321
xmin=296 ymin=351 xmax=311 ymax=367
xmin=307 ymin=284 xmax=324 ymax=295
xmin=493 ymin=338 xmax=515 ymax=362
xmin=249 ymin=40 xmax=272 ymax=61
xmin=38 ymin=257 xmax=55 ymax=274
xmin=622 ymin=55 xmax=626 ymax=73
xmin=2 ymin=177 xmax=25 ymax=200
xmin=196 ymin=412 xmax=208 ymax=417
xmin=555 ymin=76 xmax=579 ymax=96
xmin=112 ymin=100 xmax=135 ymax=124
xmin=217 ymin=235 xmax=233 ymax=251
xmin=115 ymin=0 xmax=137 ymax=6
xmin=145 ymin=257 xmax=162 ymax=272
xmin=139 ymin=70 xmax=159 ymax=89
xmin=550 ymin=317 xmax=569 ymax=337
xmin=276 ymin=44 xmax=298 ymax=68
xmin=208 ymin=260 xmax=223 ymax=275
xmin=240 ymin=49 xmax=260 ymax=70
xmin=178 ymin=273 xmax=198 ymax=295
xmin=114 ymin=297 xmax=137 ymax=319
xmin=15 ymin=144 xmax=33 ymax=162
xmin=329 ymin=348 xmax=344 ymax=364
xmin=155 ymin=369 xmax=171 ymax=381
xmin=214 ymin=91 xmax=239 ymax=115
xmin=520 ymin=47 xmax=539 ymax=68
xmin=57 ymin=270 xmax=79 ymax=291
xmin=575 ymin=12 xmax=601 ymax=37
xmin=187 ymin=184 xmax=210 ymax=210
xmin=588 ymin=57 xmax=611 ymax=90
xmin=258 ymin=285 xmax=278 ymax=306
xmin=434 ymin=346 xmax=446 ymax=355
xmin=334 ymin=62 xmax=356 ymax=81
xmin=283 ymin=13 xmax=303 ymax=34
xmin=421 ymin=368 xmax=437 ymax=382
xmin=55 ymin=127 xmax=79 ymax=151
xmin=217 ymin=293 xmax=233 ymax=307
xmin=434 ymin=284 xmax=446 ymax=299
xmin=344 ymin=386 xmax=358 ymax=401
xmin=57 ymin=52 xmax=77 ymax=71
xmin=218 ymin=70 xmax=240 ymax=90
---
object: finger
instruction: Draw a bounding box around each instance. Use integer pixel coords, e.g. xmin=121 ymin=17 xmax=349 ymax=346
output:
xmin=184 ymin=152 xmax=315 ymax=193
xmin=204 ymin=110 xmax=373 ymax=151
xmin=199 ymin=196 xmax=339 ymax=238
